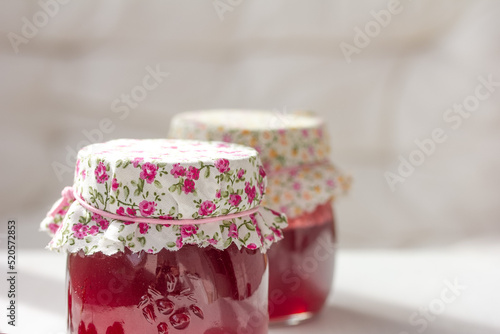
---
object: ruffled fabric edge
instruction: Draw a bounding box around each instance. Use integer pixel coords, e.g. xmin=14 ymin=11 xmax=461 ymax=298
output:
xmin=262 ymin=163 xmax=352 ymax=219
xmin=40 ymin=199 xmax=287 ymax=255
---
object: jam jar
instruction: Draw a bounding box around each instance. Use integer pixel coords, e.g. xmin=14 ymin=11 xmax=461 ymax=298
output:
xmin=169 ymin=110 xmax=350 ymax=325
xmin=41 ymin=139 xmax=287 ymax=334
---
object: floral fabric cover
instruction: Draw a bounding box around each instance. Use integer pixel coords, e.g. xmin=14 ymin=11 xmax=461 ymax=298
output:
xmin=169 ymin=110 xmax=351 ymax=219
xmin=40 ymin=139 xmax=287 ymax=255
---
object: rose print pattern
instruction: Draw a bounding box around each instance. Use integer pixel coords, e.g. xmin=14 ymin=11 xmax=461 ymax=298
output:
xmin=95 ymin=162 xmax=109 ymax=184
xmin=72 ymin=223 xmax=88 ymax=239
xmin=116 ymin=207 xmax=125 ymax=216
xmin=214 ymin=158 xmax=230 ymax=173
xmin=139 ymin=223 xmax=150 ymax=234
xmin=41 ymin=139 xmax=288 ymax=255
xmin=198 ymin=201 xmax=216 ymax=216
xmin=48 ymin=223 xmax=59 ymax=234
xmin=170 ymin=163 xmax=186 ymax=178
xmin=111 ymin=178 xmax=119 ymax=191
xmin=228 ymin=223 xmax=238 ymax=239
xmin=40 ymin=188 xmax=74 ymax=237
xmin=186 ymin=166 xmax=200 ymax=180
xmin=169 ymin=111 xmax=351 ymax=219
xmin=228 ymin=193 xmax=241 ymax=207
xmin=180 ymin=225 xmax=198 ymax=238
xmin=263 ymin=164 xmax=351 ymax=218
xmin=182 ymin=179 xmax=195 ymax=194
xmin=140 ymin=162 xmax=158 ymax=184
xmin=244 ymin=182 xmax=257 ymax=204
xmin=94 ymin=215 xmax=110 ymax=230
xmin=139 ymin=200 xmax=157 ymax=217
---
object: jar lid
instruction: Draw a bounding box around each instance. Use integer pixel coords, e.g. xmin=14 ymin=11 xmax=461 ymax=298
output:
xmin=40 ymin=139 xmax=287 ymax=255
xmin=169 ymin=110 xmax=351 ymax=218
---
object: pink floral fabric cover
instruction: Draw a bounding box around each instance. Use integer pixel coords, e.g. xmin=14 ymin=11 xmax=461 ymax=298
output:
xmin=169 ymin=110 xmax=351 ymax=219
xmin=40 ymin=139 xmax=287 ymax=255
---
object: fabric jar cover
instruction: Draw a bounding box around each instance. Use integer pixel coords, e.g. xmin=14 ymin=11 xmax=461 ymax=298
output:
xmin=169 ymin=110 xmax=351 ymax=220
xmin=40 ymin=139 xmax=288 ymax=255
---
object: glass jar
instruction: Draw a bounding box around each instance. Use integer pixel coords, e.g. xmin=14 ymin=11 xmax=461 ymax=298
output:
xmin=68 ymin=245 xmax=268 ymax=334
xmin=169 ymin=110 xmax=350 ymax=325
xmin=267 ymin=202 xmax=335 ymax=324
xmin=40 ymin=139 xmax=288 ymax=334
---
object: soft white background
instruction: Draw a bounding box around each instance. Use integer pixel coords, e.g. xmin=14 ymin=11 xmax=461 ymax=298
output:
xmin=1 ymin=0 xmax=498 ymax=249
xmin=0 ymin=1 xmax=499 ymax=333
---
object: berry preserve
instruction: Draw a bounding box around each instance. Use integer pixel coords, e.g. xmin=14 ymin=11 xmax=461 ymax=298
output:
xmin=68 ymin=245 xmax=268 ymax=334
xmin=267 ymin=202 xmax=335 ymax=324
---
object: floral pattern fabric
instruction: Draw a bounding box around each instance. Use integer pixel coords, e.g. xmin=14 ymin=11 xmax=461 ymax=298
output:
xmin=169 ymin=110 xmax=351 ymax=218
xmin=263 ymin=164 xmax=351 ymax=218
xmin=40 ymin=139 xmax=287 ymax=255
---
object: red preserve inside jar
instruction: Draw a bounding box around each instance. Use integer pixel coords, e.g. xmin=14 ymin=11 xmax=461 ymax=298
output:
xmin=267 ymin=202 xmax=336 ymax=324
xmin=68 ymin=244 xmax=268 ymax=334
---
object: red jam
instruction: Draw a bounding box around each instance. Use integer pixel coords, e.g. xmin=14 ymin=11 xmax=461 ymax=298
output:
xmin=267 ymin=202 xmax=336 ymax=323
xmin=68 ymin=244 xmax=268 ymax=334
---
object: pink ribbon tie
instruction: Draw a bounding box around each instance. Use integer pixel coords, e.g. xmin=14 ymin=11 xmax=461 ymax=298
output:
xmin=70 ymin=187 xmax=260 ymax=226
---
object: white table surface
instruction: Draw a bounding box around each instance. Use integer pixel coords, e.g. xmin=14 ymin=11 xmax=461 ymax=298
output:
xmin=1 ymin=240 xmax=499 ymax=334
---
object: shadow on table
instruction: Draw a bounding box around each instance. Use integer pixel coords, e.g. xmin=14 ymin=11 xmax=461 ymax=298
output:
xmin=265 ymin=286 xmax=493 ymax=334
xmin=314 ymin=304 xmax=500 ymax=334
xmin=271 ymin=290 xmax=498 ymax=334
